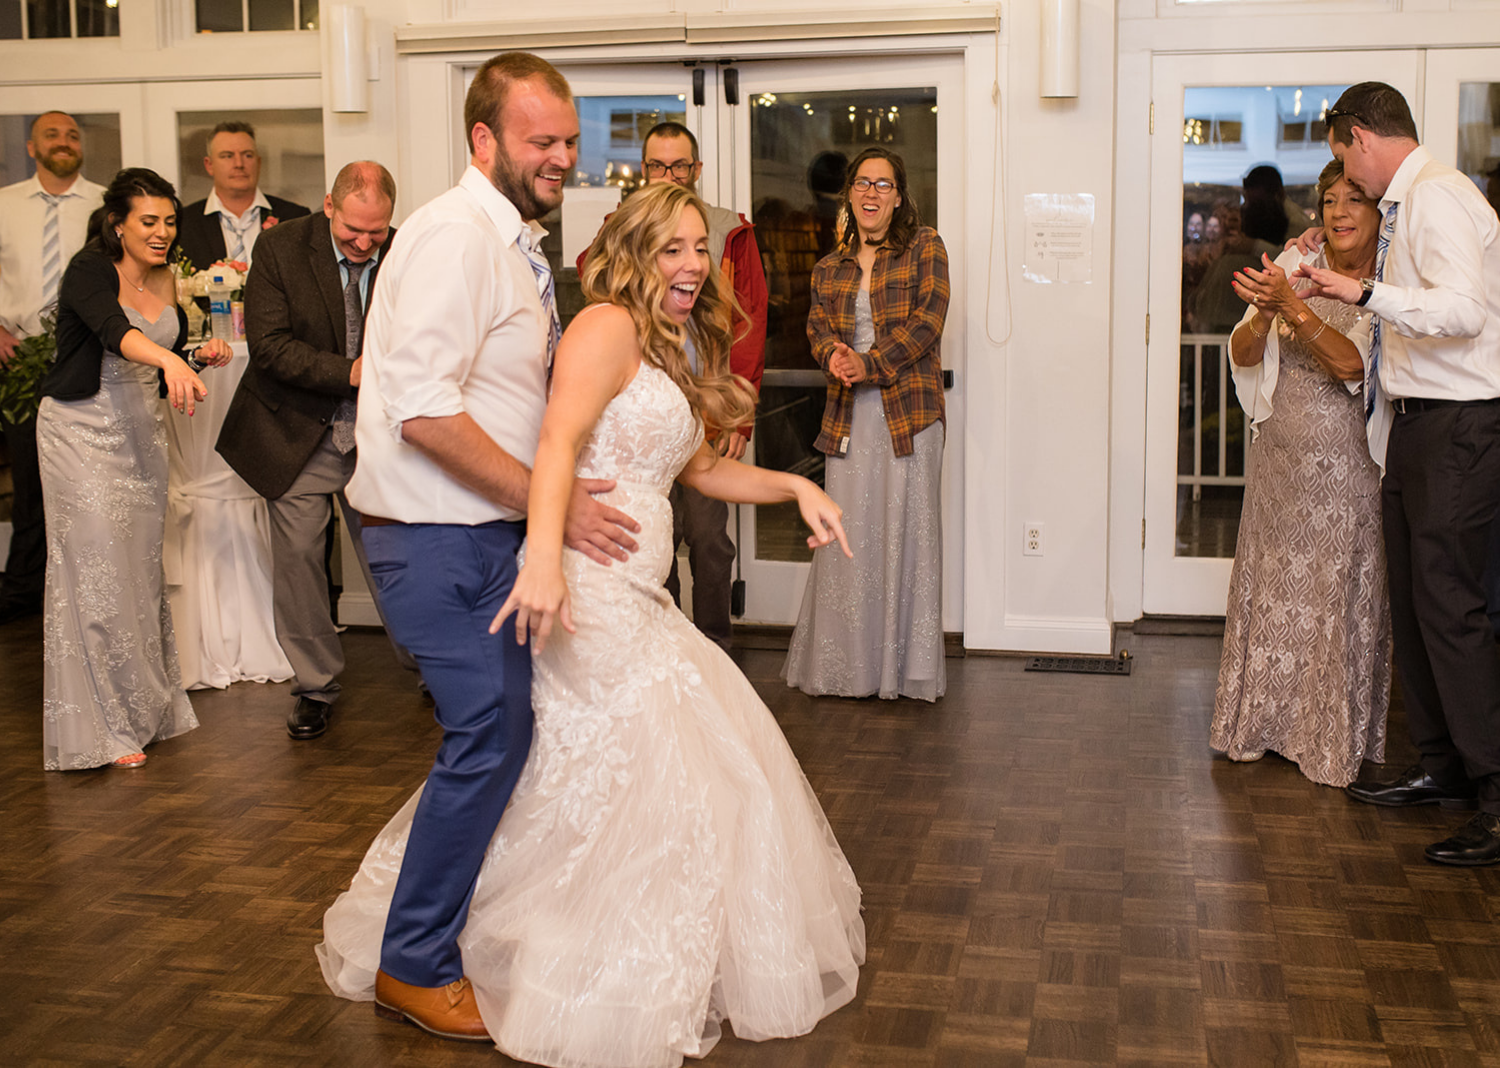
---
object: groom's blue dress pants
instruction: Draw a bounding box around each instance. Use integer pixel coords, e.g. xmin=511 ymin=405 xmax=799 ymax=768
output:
xmin=360 ymin=519 xmax=533 ymax=988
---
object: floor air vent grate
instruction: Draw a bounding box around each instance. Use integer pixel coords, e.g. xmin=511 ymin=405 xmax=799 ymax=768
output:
xmin=1024 ymin=655 xmax=1131 ymax=676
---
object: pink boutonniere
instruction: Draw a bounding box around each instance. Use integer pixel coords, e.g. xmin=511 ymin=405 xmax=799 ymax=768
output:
xmin=262 ymin=215 xmax=280 ymax=231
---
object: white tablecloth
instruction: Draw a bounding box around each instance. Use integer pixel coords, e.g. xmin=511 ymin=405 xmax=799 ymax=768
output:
xmin=163 ymin=342 xmax=293 ymax=690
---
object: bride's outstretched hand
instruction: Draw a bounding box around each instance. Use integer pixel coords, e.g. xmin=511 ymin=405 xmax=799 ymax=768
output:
xmin=796 ymin=481 xmax=853 ymax=558
xmin=491 ymin=562 xmax=574 ymax=653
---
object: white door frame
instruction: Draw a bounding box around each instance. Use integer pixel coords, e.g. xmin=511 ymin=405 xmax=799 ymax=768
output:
xmin=1142 ymin=50 xmax=1422 ymax=617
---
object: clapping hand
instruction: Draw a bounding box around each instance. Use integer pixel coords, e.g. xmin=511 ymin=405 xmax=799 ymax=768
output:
xmin=828 ymin=342 xmax=867 ymax=387
xmin=1232 ymin=254 xmax=1298 ymax=317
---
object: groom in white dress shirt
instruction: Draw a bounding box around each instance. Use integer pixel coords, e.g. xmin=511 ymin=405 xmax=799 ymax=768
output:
xmin=342 ymin=52 xmax=637 ymax=1041
xmin=1299 ymin=81 xmax=1500 ymax=865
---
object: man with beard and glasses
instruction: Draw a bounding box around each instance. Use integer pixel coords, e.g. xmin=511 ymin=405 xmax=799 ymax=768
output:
xmin=0 ymin=111 xmax=104 ymax=626
xmin=327 ymin=52 xmax=639 ymax=1040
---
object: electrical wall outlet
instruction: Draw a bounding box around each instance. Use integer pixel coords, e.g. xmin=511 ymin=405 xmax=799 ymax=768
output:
xmin=1024 ymin=521 xmax=1044 ymax=556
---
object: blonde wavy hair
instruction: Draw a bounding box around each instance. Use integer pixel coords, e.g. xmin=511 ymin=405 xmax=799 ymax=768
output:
xmin=580 ymin=183 xmax=756 ymax=440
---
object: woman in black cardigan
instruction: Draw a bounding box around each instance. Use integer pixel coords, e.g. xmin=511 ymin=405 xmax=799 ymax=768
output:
xmin=36 ymin=168 xmax=230 ymax=770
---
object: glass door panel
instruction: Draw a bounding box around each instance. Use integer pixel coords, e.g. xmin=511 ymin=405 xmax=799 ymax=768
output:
xmin=532 ymin=66 xmax=702 ymax=329
xmin=1421 ymin=49 xmax=1500 ymax=215
xmin=727 ymin=55 xmax=964 ymax=626
xmin=750 ymin=86 xmax=938 ymax=565
xmin=1145 ymin=52 xmax=1420 ymax=615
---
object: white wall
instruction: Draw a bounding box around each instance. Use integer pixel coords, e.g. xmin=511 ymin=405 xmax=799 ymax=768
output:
xmin=16 ymin=0 xmax=1496 ymax=652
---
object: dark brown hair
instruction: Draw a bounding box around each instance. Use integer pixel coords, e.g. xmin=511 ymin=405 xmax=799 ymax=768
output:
xmin=87 ymin=168 xmax=181 ymax=263
xmin=834 ymin=146 xmax=922 ymax=256
xmin=1327 ymin=82 xmax=1419 ymax=146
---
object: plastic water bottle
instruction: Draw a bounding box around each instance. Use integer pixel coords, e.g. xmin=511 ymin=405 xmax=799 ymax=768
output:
xmin=208 ymin=271 xmax=233 ymax=341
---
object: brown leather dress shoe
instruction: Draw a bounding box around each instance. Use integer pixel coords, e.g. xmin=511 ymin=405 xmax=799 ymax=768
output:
xmin=373 ymin=970 xmax=490 ymax=1042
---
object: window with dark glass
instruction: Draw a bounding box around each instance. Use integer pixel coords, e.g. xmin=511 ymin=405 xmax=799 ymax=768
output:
xmin=196 ymin=0 xmax=317 ymax=32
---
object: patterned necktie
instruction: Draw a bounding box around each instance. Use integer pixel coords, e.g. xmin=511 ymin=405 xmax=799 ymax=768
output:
xmin=225 ymin=208 xmax=255 ymax=264
xmin=331 ymin=259 xmax=366 ymax=455
xmin=1365 ymin=201 xmax=1399 ymax=422
xmin=40 ymin=192 xmax=62 ymax=314
xmin=518 ymin=227 xmax=560 ymax=367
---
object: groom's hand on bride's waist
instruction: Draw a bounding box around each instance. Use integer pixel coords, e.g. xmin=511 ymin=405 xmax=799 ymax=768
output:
xmin=565 ymin=478 xmax=641 ymax=566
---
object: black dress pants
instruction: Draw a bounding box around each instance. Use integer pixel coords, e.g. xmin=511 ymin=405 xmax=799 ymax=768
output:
xmin=0 ymin=414 xmax=45 ymax=612
xmin=1383 ymin=401 xmax=1500 ymax=813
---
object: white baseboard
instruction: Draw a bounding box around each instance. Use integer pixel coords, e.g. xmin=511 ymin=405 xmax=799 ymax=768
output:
xmin=964 ymin=614 xmax=1114 ymax=655
xmin=337 ymin=590 xmax=383 ymax=627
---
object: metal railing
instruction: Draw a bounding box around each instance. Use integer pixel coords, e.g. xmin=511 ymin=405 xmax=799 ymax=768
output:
xmin=1179 ymin=333 xmax=1249 ymax=502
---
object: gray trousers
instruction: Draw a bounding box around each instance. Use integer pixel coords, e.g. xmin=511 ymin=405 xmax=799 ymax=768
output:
xmin=663 ymin=482 xmax=736 ymax=651
xmin=268 ymin=431 xmax=413 ymax=702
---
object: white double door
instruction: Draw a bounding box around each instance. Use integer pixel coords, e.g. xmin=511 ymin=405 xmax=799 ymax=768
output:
xmin=1142 ymin=48 xmax=1500 ymax=615
xmin=557 ymin=54 xmax=966 ymax=628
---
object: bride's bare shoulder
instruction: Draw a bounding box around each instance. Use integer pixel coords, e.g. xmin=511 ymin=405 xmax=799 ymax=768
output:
xmin=554 ymin=303 xmax=640 ymax=387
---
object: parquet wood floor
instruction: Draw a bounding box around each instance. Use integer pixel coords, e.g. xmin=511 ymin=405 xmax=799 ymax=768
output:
xmin=3 ymin=618 xmax=1499 ymax=1067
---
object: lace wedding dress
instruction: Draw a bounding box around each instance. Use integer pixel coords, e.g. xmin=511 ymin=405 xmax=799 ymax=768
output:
xmin=318 ymin=362 xmax=865 ymax=1067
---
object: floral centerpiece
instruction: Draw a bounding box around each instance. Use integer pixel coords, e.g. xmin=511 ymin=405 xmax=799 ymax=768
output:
xmin=174 ymin=251 xmax=247 ymax=341
xmin=0 ymin=312 xmax=56 ymax=424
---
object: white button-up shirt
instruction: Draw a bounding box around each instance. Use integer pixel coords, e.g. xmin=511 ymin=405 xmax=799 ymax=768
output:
xmin=0 ymin=173 xmax=105 ymax=337
xmin=1367 ymin=146 xmax=1500 ymax=402
xmin=348 ymin=166 xmax=552 ymax=525
xmin=205 ymin=186 xmax=273 ymax=266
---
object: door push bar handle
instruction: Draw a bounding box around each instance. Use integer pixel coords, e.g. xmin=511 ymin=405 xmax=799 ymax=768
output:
xmin=692 ymin=67 xmax=705 ymax=108
xmin=723 ymin=67 xmax=740 ymax=106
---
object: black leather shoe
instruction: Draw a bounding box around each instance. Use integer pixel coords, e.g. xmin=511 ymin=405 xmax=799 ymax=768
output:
xmin=1344 ymin=763 xmax=1478 ymax=808
xmin=1426 ymin=813 xmax=1500 ymax=866
xmin=286 ymin=696 xmax=332 ymax=740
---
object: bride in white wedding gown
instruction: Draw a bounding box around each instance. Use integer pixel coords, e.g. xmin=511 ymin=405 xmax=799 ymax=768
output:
xmin=318 ymin=183 xmax=865 ymax=1068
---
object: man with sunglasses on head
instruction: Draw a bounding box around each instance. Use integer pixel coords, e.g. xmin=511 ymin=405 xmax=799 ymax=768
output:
xmin=1296 ymin=81 xmax=1500 ymax=865
xmin=578 ymin=121 xmax=767 ymax=651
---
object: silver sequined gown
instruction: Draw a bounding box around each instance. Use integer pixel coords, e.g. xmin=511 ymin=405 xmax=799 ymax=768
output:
xmin=37 ymin=306 xmax=197 ymax=770
xmin=784 ymin=288 xmax=946 ymax=701
xmin=318 ymin=363 xmax=864 ymax=1068
xmin=1210 ymin=297 xmax=1391 ymax=786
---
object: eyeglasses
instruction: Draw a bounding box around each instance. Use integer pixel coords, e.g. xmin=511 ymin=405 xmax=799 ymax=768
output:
xmin=851 ymin=177 xmax=896 ymax=194
xmin=644 ymin=160 xmax=696 ymax=179
xmin=1324 ymin=106 xmax=1369 ymax=129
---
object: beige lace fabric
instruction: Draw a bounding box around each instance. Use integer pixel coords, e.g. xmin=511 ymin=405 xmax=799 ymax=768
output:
xmin=318 ymin=363 xmax=864 ymax=1067
xmin=1210 ymin=297 xmax=1392 ymax=786
xmin=36 ymin=306 xmax=198 ymax=770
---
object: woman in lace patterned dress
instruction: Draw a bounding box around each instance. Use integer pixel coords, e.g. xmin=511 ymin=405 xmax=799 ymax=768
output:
xmin=783 ymin=147 xmax=950 ymax=702
xmin=36 ymin=169 xmax=231 ymax=770
xmin=1209 ymin=160 xmax=1392 ymax=786
xmin=318 ymin=183 xmax=865 ymax=1067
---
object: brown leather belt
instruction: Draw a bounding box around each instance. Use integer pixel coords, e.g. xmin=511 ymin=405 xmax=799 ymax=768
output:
xmin=359 ymin=513 xmax=403 ymax=527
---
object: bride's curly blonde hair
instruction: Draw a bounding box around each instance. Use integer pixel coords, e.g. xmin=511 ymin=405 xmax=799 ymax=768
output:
xmin=580 ymin=183 xmax=756 ymax=441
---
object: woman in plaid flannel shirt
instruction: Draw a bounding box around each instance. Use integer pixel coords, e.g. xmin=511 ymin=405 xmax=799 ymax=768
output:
xmin=784 ymin=147 xmax=950 ymax=701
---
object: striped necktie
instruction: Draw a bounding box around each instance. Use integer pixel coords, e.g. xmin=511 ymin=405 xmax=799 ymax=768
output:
xmin=224 ymin=208 xmax=256 ymax=264
xmin=40 ymin=192 xmax=62 ymax=314
xmin=1365 ymin=202 xmax=1398 ymax=422
xmin=518 ymin=227 xmax=560 ymax=367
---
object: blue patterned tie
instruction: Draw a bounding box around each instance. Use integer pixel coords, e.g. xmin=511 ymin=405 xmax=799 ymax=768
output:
xmin=39 ymin=192 xmax=61 ymax=314
xmin=1366 ymin=202 xmax=1398 ymax=421
xmin=518 ymin=228 xmax=560 ymax=367
xmin=225 ymin=208 xmax=255 ymax=264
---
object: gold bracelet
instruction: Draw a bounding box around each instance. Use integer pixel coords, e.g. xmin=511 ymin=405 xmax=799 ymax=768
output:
xmin=1246 ymin=316 xmax=1270 ymax=339
xmin=1300 ymin=321 xmax=1327 ymax=345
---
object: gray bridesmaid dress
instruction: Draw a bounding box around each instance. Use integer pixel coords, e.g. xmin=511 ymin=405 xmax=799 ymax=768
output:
xmin=784 ymin=288 xmax=946 ymax=701
xmin=37 ymin=305 xmax=198 ymax=769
